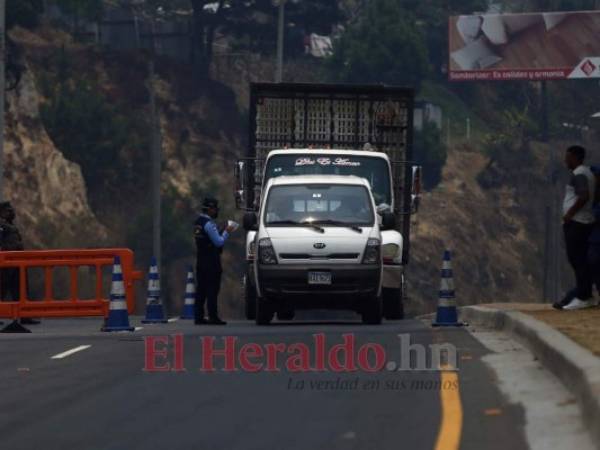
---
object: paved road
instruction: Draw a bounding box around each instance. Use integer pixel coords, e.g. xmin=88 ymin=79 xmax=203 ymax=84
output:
xmin=0 ymin=316 xmax=531 ymax=450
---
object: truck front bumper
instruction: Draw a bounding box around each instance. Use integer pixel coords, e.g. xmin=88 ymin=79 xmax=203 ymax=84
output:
xmin=257 ymin=264 xmax=381 ymax=308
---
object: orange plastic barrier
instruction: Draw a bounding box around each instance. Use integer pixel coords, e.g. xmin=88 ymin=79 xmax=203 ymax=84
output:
xmin=0 ymin=249 xmax=143 ymax=320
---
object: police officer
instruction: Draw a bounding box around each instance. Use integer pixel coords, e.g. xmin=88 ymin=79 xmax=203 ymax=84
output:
xmin=0 ymin=202 xmax=39 ymax=325
xmin=194 ymin=197 xmax=234 ymax=325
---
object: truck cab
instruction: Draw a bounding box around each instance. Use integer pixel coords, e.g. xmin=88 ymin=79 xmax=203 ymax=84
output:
xmin=244 ymin=175 xmax=396 ymax=325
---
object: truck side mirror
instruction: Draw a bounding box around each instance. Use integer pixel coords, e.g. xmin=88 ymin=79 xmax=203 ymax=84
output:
xmin=234 ymin=160 xmax=246 ymax=210
xmin=243 ymin=212 xmax=258 ymax=231
xmin=381 ymin=212 xmax=396 ymax=230
xmin=411 ymin=165 xmax=422 ymax=213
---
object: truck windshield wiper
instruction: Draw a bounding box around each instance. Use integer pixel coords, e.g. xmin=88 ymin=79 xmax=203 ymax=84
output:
xmin=313 ymin=220 xmax=364 ymax=233
xmin=268 ymin=220 xmax=325 ymax=233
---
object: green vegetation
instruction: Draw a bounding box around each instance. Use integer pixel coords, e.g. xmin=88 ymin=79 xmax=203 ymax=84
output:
xmin=38 ymin=49 xmax=150 ymax=211
xmin=6 ymin=0 xmax=44 ymax=30
xmin=59 ymin=0 xmax=104 ymax=21
xmin=328 ymin=0 xmax=430 ymax=88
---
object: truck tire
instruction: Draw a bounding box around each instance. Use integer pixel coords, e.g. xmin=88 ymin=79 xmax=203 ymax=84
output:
xmin=255 ymin=299 xmax=274 ymax=325
xmin=361 ymin=297 xmax=383 ymax=325
xmin=383 ymin=287 xmax=404 ymax=320
xmin=243 ymin=275 xmax=256 ymax=320
xmin=277 ymin=309 xmax=295 ymax=321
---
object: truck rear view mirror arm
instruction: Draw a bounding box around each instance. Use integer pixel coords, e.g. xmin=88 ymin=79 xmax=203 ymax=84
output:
xmin=381 ymin=212 xmax=397 ymax=230
xmin=243 ymin=212 xmax=258 ymax=231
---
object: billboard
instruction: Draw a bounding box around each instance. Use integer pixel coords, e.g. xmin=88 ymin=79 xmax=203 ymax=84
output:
xmin=449 ymin=10 xmax=600 ymax=81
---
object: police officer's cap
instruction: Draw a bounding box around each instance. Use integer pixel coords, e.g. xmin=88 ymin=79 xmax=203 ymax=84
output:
xmin=0 ymin=201 xmax=13 ymax=211
xmin=202 ymin=197 xmax=219 ymax=210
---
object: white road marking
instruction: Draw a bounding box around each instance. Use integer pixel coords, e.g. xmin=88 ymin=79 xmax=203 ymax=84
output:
xmin=134 ymin=327 xmax=144 ymax=331
xmin=168 ymin=318 xmax=179 ymax=323
xmin=51 ymin=345 xmax=91 ymax=360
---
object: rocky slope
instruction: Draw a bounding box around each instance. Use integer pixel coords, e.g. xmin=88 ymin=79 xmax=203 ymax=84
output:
xmin=7 ymin=25 xmax=558 ymax=317
xmin=5 ymin=39 xmax=105 ymax=249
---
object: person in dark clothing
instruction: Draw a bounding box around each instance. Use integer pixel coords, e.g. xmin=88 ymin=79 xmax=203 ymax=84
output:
xmin=554 ymin=146 xmax=597 ymax=310
xmin=194 ymin=197 xmax=235 ymax=325
xmin=0 ymin=202 xmax=23 ymax=301
xmin=0 ymin=201 xmax=40 ymax=325
xmin=587 ymin=166 xmax=600 ymax=296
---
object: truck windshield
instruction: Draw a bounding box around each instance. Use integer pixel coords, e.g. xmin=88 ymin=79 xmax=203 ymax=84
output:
xmin=264 ymin=155 xmax=392 ymax=207
xmin=265 ymin=185 xmax=374 ymax=227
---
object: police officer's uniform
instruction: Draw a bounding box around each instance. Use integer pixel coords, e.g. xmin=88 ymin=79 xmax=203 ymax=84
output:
xmin=194 ymin=198 xmax=229 ymax=325
xmin=0 ymin=202 xmax=24 ymax=301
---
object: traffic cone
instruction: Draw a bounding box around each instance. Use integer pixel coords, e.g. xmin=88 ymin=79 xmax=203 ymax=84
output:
xmin=180 ymin=266 xmax=196 ymax=320
xmin=102 ymin=256 xmax=134 ymax=332
xmin=141 ymin=257 xmax=168 ymax=324
xmin=432 ymin=250 xmax=464 ymax=327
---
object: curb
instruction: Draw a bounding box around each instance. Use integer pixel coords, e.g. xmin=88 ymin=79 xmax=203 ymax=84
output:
xmin=461 ymin=306 xmax=600 ymax=449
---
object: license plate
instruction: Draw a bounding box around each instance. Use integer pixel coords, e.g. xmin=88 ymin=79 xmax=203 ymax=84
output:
xmin=308 ymin=272 xmax=332 ymax=285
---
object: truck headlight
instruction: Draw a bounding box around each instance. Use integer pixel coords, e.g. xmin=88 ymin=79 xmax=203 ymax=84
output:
xmin=258 ymin=238 xmax=277 ymax=265
xmin=382 ymin=243 xmax=400 ymax=264
xmin=362 ymin=238 xmax=381 ymax=265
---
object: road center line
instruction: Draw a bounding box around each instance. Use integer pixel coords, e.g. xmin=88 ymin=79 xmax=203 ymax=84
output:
xmin=51 ymin=345 xmax=92 ymax=360
xmin=434 ymin=365 xmax=463 ymax=450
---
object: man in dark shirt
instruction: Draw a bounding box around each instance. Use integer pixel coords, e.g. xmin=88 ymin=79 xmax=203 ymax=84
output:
xmin=554 ymin=146 xmax=596 ymax=310
xmin=0 ymin=201 xmax=24 ymax=301
xmin=0 ymin=202 xmax=40 ymax=325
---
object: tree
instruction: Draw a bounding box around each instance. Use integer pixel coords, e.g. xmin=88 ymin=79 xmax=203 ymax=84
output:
xmin=6 ymin=0 xmax=44 ymax=30
xmin=139 ymin=0 xmax=342 ymax=79
xmin=60 ymin=0 xmax=105 ymax=22
xmin=328 ymin=0 xmax=430 ymax=88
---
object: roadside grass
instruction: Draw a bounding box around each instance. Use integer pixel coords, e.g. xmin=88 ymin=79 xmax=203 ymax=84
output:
xmin=524 ymin=308 xmax=600 ymax=357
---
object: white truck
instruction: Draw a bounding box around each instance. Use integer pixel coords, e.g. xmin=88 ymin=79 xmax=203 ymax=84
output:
xmin=243 ymin=175 xmax=396 ymax=324
xmin=235 ymin=83 xmax=420 ymax=323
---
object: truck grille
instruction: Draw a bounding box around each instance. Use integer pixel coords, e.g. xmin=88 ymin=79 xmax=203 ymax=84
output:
xmin=279 ymin=253 xmax=360 ymax=260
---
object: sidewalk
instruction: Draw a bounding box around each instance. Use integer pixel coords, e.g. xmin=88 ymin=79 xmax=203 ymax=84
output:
xmin=461 ymin=303 xmax=600 ymax=449
xmin=475 ymin=303 xmax=600 ymax=357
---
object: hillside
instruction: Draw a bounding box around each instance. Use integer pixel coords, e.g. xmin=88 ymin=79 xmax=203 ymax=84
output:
xmin=5 ymin=24 xmax=564 ymax=317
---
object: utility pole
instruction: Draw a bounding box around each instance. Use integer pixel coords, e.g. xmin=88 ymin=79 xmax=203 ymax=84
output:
xmin=466 ymin=117 xmax=471 ymax=141
xmin=275 ymin=0 xmax=285 ymax=83
xmin=0 ymin=0 xmax=5 ymax=202
xmin=148 ymin=60 xmax=162 ymax=270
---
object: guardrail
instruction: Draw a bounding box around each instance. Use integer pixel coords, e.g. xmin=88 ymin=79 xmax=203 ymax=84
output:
xmin=0 ymin=249 xmax=143 ymax=321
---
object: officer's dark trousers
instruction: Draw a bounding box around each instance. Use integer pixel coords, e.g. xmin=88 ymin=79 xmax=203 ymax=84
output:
xmin=195 ymin=267 xmax=222 ymax=320
xmin=564 ymin=221 xmax=594 ymax=300
xmin=0 ymin=268 xmax=20 ymax=301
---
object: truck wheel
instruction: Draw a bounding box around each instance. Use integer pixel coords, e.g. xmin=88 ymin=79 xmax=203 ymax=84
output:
xmin=383 ymin=287 xmax=404 ymax=320
xmin=277 ymin=309 xmax=295 ymax=321
xmin=255 ymin=299 xmax=274 ymax=325
xmin=361 ymin=297 xmax=383 ymax=325
xmin=243 ymin=275 xmax=256 ymax=320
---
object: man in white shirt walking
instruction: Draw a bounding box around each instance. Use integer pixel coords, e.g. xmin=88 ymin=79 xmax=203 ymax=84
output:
xmin=554 ymin=145 xmax=597 ymax=310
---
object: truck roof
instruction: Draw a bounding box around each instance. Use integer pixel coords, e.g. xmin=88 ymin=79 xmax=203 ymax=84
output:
xmin=267 ymin=175 xmax=372 ymax=188
xmin=267 ymin=148 xmax=390 ymax=160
